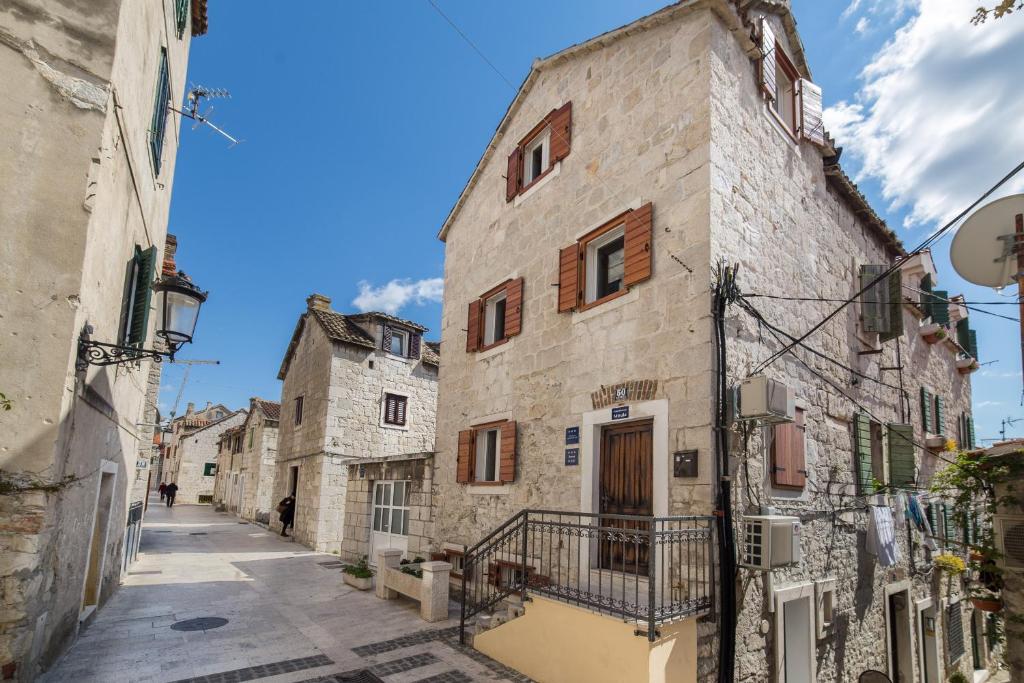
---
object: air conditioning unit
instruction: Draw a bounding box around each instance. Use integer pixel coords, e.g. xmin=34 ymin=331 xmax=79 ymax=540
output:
xmin=737 ymin=375 xmax=796 ymax=423
xmin=994 ymin=514 xmax=1024 ymax=571
xmin=740 ymin=515 xmax=802 ymax=570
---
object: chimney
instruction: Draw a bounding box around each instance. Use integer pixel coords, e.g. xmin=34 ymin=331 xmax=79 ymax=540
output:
xmin=204 ymin=401 xmax=212 ymax=411
xmin=186 ymin=402 xmax=195 ymax=415
xmin=307 ymin=293 xmax=331 ymax=312
xmin=162 ymin=234 xmax=178 ymax=276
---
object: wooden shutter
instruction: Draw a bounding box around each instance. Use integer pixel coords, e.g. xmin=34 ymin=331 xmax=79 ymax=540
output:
xmin=919 ymin=274 xmax=934 ymax=319
xmin=385 ymin=395 xmax=397 ymax=424
xmin=558 ymin=243 xmax=580 ymax=312
xmin=771 ymin=408 xmax=806 ymax=489
xmin=506 ymin=147 xmax=522 ymax=202
xmin=934 ymin=395 xmax=945 ymax=436
xmin=466 ymin=299 xmax=482 ymax=352
xmin=920 ymin=387 xmax=933 ymax=434
xmin=396 ymin=396 xmax=407 ymax=425
xmin=956 ymin=318 xmax=971 ymax=350
xmin=760 ymin=17 xmax=777 ymax=98
xmin=967 ymin=329 xmax=979 ymax=360
xmin=548 ymin=102 xmax=572 ymax=162
xmin=381 ymin=324 xmax=392 ymax=352
xmin=456 ymin=429 xmax=474 ymax=483
xmin=943 ymin=503 xmax=954 ymax=542
xmin=504 ymin=277 xmax=524 ymax=337
xmin=926 ymin=503 xmax=938 ymax=536
xmin=879 ymin=270 xmax=903 ymax=342
xmin=409 ymin=333 xmax=421 ymax=359
xmin=799 ymin=79 xmax=824 ymax=145
xmin=967 ymin=416 xmax=975 ymax=449
xmin=499 ymin=420 xmax=517 ymax=483
xmin=127 ymin=246 xmax=157 ymax=346
xmin=853 ymin=413 xmax=874 ymax=494
xmin=931 ymin=290 xmax=950 ymax=325
xmin=859 ymin=265 xmax=885 ymax=333
xmin=623 ymin=202 xmax=653 ymax=287
xmin=887 ymin=423 xmax=916 ymax=488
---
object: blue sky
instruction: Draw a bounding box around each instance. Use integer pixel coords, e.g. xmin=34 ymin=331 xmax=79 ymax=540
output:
xmin=163 ymin=1 xmax=1024 ymax=443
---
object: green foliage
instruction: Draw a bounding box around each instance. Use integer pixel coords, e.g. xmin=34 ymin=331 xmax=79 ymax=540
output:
xmin=343 ymin=555 xmax=374 ymax=579
xmin=0 ymin=392 xmax=11 ymax=411
xmin=933 ymin=553 xmax=966 ymax=575
xmin=399 ymin=557 xmax=427 ymax=578
xmin=0 ymin=471 xmax=81 ymax=496
xmin=948 ymin=671 xmax=969 ymax=683
xmin=972 ymin=1 xmax=1023 ymax=23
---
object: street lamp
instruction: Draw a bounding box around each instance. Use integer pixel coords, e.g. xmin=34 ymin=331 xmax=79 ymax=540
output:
xmin=77 ymin=271 xmax=208 ymax=369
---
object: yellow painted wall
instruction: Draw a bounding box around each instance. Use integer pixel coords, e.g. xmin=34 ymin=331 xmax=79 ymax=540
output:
xmin=473 ymin=595 xmax=697 ymax=683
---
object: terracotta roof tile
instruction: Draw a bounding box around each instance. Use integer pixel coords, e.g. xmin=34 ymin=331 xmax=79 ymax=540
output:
xmin=190 ymin=0 xmax=209 ymax=36
xmin=253 ymin=398 xmax=281 ymax=421
xmin=349 ymin=311 xmax=428 ymax=333
xmin=423 ymin=341 xmax=440 ymax=366
xmin=311 ymin=309 xmax=377 ymax=348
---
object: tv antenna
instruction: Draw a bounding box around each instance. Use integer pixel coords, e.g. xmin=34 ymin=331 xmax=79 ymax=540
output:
xmin=171 ymin=85 xmax=243 ymax=147
xmin=999 ymin=416 xmax=1022 ymax=442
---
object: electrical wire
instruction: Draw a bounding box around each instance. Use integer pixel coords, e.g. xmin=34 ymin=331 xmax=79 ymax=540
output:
xmin=744 ymin=292 xmax=1021 ymax=306
xmin=751 ymin=158 xmax=1024 ymax=375
xmin=900 ymin=284 xmax=1020 ymax=323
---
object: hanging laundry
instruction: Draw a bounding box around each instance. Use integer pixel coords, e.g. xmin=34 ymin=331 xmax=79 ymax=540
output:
xmin=892 ymin=492 xmax=906 ymax=521
xmin=867 ymin=505 xmax=901 ymax=567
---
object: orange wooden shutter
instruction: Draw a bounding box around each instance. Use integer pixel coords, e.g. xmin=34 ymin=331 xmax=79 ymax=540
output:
xmin=558 ymin=244 xmax=579 ymax=312
xmin=623 ymin=202 xmax=653 ymax=287
xmin=466 ymin=299 xmax=482 ymax=352
xmin=506 ymin=147 xmax=522 ymax=202
xmin=499 ymin=420 xmax=517 ymax=483
xmin=504 ymin=277 xmax=524 ymax=337
xmin=772 ymin=408 xmax=806 ymax=489
xmin=548 ymin=102 xmax=572 ymax=162
xmin=457 ymin=429 xmax=474 ymax=483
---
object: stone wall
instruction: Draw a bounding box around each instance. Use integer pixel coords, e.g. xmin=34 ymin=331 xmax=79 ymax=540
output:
xmin=0 ymin=0 xmax=197 ymax=678
xmin=239 ymin=416 xmax=278 ymax=524
xmin=172 ymin=412 xmax=246 ymax=505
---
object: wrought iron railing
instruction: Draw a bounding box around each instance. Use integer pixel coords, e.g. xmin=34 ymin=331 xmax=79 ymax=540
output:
xmin=460 ymin=510 xmax=714 ymax=643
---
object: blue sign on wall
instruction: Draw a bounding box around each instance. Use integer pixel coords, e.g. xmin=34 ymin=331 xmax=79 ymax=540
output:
xmin=564 ymin=448 xmax=579 ymax=466
xmin=611 ymin=406 xmax=630 ymax=420
xmin=565 ymin=427 xmax=580 ymax=445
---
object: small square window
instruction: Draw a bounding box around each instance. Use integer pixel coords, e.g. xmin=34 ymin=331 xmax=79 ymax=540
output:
xmin=475 ymin=428 xmax=501 ymax=483
xmin=584 ymin=224 xmax=626 ymax=305
xmin=522 ymin=128 xmax=550 ymax=186
xmin=203 ymin=463 xmax=216 ymax=477
xmin=383 ymin=393 xmax=408 ymax=427
xmin=390 ymin=330 xmax=408 ymax=356
xmin=483 ymin=291 xmax=508 ymax=347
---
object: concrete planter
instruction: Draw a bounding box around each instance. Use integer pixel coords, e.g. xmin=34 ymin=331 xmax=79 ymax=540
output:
xmin=957 ymin=358 xmax=979 ymax=374
xmin=343 ymin=573 xmax=373 ymax=591
xmin=925 ymin=435 xmax=948 ymax=449
xmin=919 ymin=323 xmax=946 ymax=344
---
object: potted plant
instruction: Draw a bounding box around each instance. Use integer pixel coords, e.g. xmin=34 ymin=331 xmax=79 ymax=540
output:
xmin=971 ymin=592 xmax=1003 ymax=613
xmin=933 ymin=553 xmax=966 ymax=576
xmin=956 ymin=358 xmax=979 ymax=375
xmin=342 ymin=555 xmax=374 ymax=590
xmin=948 ymin=671 xmax=969 ymax=683
xmin=919 ymin=323 xmax=946 ymax=344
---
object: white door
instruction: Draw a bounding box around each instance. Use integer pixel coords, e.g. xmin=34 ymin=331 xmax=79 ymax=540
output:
xmin=782 ymin=596 xmax=813 ymax=683
xmin=918 ymin=601 xmax=939 ymax=683
xmin=369 ymin=480 xmax=410 ymax=565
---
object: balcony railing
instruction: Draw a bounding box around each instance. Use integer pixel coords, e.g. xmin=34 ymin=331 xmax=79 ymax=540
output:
xmin=460 ymin=510 xmax=715 ymax=643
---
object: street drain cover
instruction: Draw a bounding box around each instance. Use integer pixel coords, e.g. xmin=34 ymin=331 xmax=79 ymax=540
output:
xmin=170 ymin=617 xmax=228 ymax=632
xmin=188 ymin=532 xmax=207 ymax=536
xmin=337 ymin=671 xmax=386 ymax=683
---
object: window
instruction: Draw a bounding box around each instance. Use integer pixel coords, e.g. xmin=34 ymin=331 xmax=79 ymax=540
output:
xmin=887 ymin=423 xmax=916 ymax=488
xmin=150 ymin=48 xmax=171 ymax=176
xmin=771 ymin=407 xmax=806 ymax=490
xmin=443 ymin=549 xmax=465 ymax=578
xmin=815 ymin=579 xmax=836 ymax=640
xmin=759 ymin=17 xmax=824 ymax=146
xmin=383 ymin=393 xmax=408 ymax=427
xmin=854 ymin=414 xmax=886 ymax=494
xmin=466 ymin=278 xmax=523 ymax=353
xmin=947 ymin=601 xmax=965 ymax=663
xmin=294 ymin=396 xmax=304 ymax=426
xmin=248 ymin=428 xmax=254 ymax=449
xmin=522 ymin=128 xmax=550 ymax=186
xmin=956 ymin=318 xmax=979 ymax=360
xmin=456 ymin=421 xmax=517 ymax=484
xmin=120 ymin=246 xmax=157 ymax=346
xmin=174 ymin=0 xmax=189 ymax=38
xmin=859 ymin=265 xmax=904 ymax=342
xmin=505 ymin=102 xmax=572 ymax=201
xmin=920 ymin=388 xmax=945 ymax=436
xmin=373 ymin=480 xmax=411 ymax=536
xmin=558 ymin=204 xmax=652 ymax=313
xmin=771 ymin=47 xmax=798 ymax=134
xmin=390 ymin=329 xmax=407 ymax=356
xmin=203 ymin=463 xmax=216 ymax=477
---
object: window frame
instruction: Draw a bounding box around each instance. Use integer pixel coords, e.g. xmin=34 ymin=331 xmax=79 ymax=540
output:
xmin=521 ymin=125 xmax=552 ymax=189
xmin=150 ymin=48 xmax=171 ymax=177
xmin=769 ymin=41 xmax=800 ymax=139
xmin=578 ymin=212 xmax=631 ymax=311
xmin=382 ymin=392 xmax=409 ymax=427
xmin=389 ymin=329 xmax=408 ymax=357
xmin=479 ymin=281 xmax=511 ymax=351
xmin=371 ymin=480 xmax=411 ymax=537
xmin=174 ymin=0 xmax=190 ymax=38
xmin=474 ymin=424 xmax=502 ymax=484
xmin=294 ymin=396 xmax=304 ymax=426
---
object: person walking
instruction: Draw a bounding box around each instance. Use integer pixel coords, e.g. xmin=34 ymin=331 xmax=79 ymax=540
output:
xmin=158 ymin=482 xmax=167 ymax=501
xmin=277 ymin=495 xmax=295 ymax=537
xmin=165 ymin=482 xmax=178 ymax=508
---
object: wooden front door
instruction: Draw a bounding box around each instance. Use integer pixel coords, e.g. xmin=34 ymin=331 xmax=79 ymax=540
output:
xmin=599 ymin=419 xmax=653 ymax=573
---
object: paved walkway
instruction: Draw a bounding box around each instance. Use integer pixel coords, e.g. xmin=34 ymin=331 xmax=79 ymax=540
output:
xmin=45 ymin=495 xmax=527 ymax=683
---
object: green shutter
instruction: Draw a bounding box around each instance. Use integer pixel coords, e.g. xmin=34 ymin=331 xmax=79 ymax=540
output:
xmin=919 ymin=274 xmax=934 ymax=319
xmin=943 ymin=503 xmax=954 ymax=541
xmin=935 ymin=396 xmax=945 ymax=437
xmin=150 ymin=49 xmax=170 ymax=176
xmin=127 ymin=246 xmax=157 ymax=346
xmin=175 ymin=0 xmax=190 ymax=38
xmin=956 ymin=318 xmax=970 ymax=350
xmin=854 ymin=413 xmax=875 ymax=494
xmin=967 ymin=416 xmax=975 ymax=449
xmin=888 ymin=423 xmax=916 ymax=488
xmin=880 ymin=270 xmax=904 ymax=342
xmin=931 ymin=290 xmax=950 ymax=325
xmin=926 ymin=503 xmax=938 ymax=536
xmin=860 ymin=265 xmax=885 ymax=333
xmin=967 ymin=330 xmax=979 ymax=361
xmin=920 ymin=387 xmax=933 ymax=434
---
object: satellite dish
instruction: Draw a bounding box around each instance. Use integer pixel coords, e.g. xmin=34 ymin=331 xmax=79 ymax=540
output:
xmin=951 ymin=193 xmax=1024 ymax=288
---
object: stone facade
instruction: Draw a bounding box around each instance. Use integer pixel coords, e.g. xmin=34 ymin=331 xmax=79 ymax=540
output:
xmin=0 ymin=1 xmax=205 ymax=678
xmin=432 ymin=2 xmax=987 ymax=681
xmin=161 ymin=401 xmax=233 ymax=489
xmin=270 ymin=295 xmax=439 ymax=556
xmin=169 ymin=410 xmax=246 ymax=505
xmin=213 ymin=399 xmax=279 ymax=525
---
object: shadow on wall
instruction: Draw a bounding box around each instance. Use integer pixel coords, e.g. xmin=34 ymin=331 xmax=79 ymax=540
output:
xmin=854 ymin=529 xmax=876 ymax=621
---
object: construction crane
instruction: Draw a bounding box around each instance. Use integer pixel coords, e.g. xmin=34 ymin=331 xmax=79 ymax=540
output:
xmin=167 ymin=358 xmax=221 ymax=421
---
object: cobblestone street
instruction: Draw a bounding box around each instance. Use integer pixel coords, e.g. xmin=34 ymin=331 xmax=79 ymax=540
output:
xmin=43 ymin=497 xmax=526 ymax=683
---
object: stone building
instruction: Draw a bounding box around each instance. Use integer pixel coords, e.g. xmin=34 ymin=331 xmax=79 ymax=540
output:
xmin=271 ymin=294 xmax=439 ymax=559
xmin=213 ymin=398 xmax=280 ymax=524
xmin=431 ymin=2 xmax=989 ymax=682
xmin=167 ymin=409 xmax=245 ymax=505
xmin=160 ymin=401 xmax=232 ymax=488
xmin=0 ymin=0 xmax=207 ymax=678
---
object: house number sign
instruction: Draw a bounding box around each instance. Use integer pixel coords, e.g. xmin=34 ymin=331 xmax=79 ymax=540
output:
xmin=611 ymin=406 xmax=630 ymax=420
xmin=614 ymin=386 xmax=628 ymax=401
xmin=564 ymin=448 xmax=579 ymax=466
xmin=565 ymin=427 xmax=579 ymax=445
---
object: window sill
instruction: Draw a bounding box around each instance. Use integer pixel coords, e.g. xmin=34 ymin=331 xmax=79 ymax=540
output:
xmin=513 ymin=161 xmax=561 ymax=207
xmin=383 ymin=353 xmax=415 ymax=364
xmin=380 ymin=422 xmax=410 ymax=432
xmin=467 ymin=483 xmax=510 ymax=495
xmin=477 ymin=337 xmax=514 ymax=360
xmin=572 ymin=287 xmax=639 ymax=323
xmin=763 ymin=103 xmax=800 ymax=149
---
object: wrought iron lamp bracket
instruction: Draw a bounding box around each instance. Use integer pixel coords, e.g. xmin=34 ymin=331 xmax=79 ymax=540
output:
xmin=77 ymin=338 xmax=174 ymax=370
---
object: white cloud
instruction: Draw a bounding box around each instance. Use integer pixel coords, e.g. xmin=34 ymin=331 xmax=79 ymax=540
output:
xmin=824 ymin=0 xmax=1024 ymax=230
xmin=842 ymin=0 xmax=915 ymax=23
xmin=975 ymin=400 xmax=1004 ymax=408
xmin=352 ymin=278 xmax=443 ymax=314
xmin=855 ymin=16 xmax=871 ymax=34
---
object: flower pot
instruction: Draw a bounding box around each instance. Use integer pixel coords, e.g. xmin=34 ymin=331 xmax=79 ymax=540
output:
xmin=970 ymin=597 xmax=1003 ymax=613
xmin=970 ymin=551 xmax=986 ymax=563
xmin=919 ymin=323 xmax=946 ymax=344
xmin=343 ymin=573 xmax=373 ymax=590
xmin=957 ymin=358 xmax=979 ymax=375
xmin=925 ymin=435 xmax=947 ymax=449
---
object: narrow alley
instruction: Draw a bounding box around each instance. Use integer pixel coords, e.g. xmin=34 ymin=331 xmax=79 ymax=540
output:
xmin=43 ymin=497 xmax=527 ymax=683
